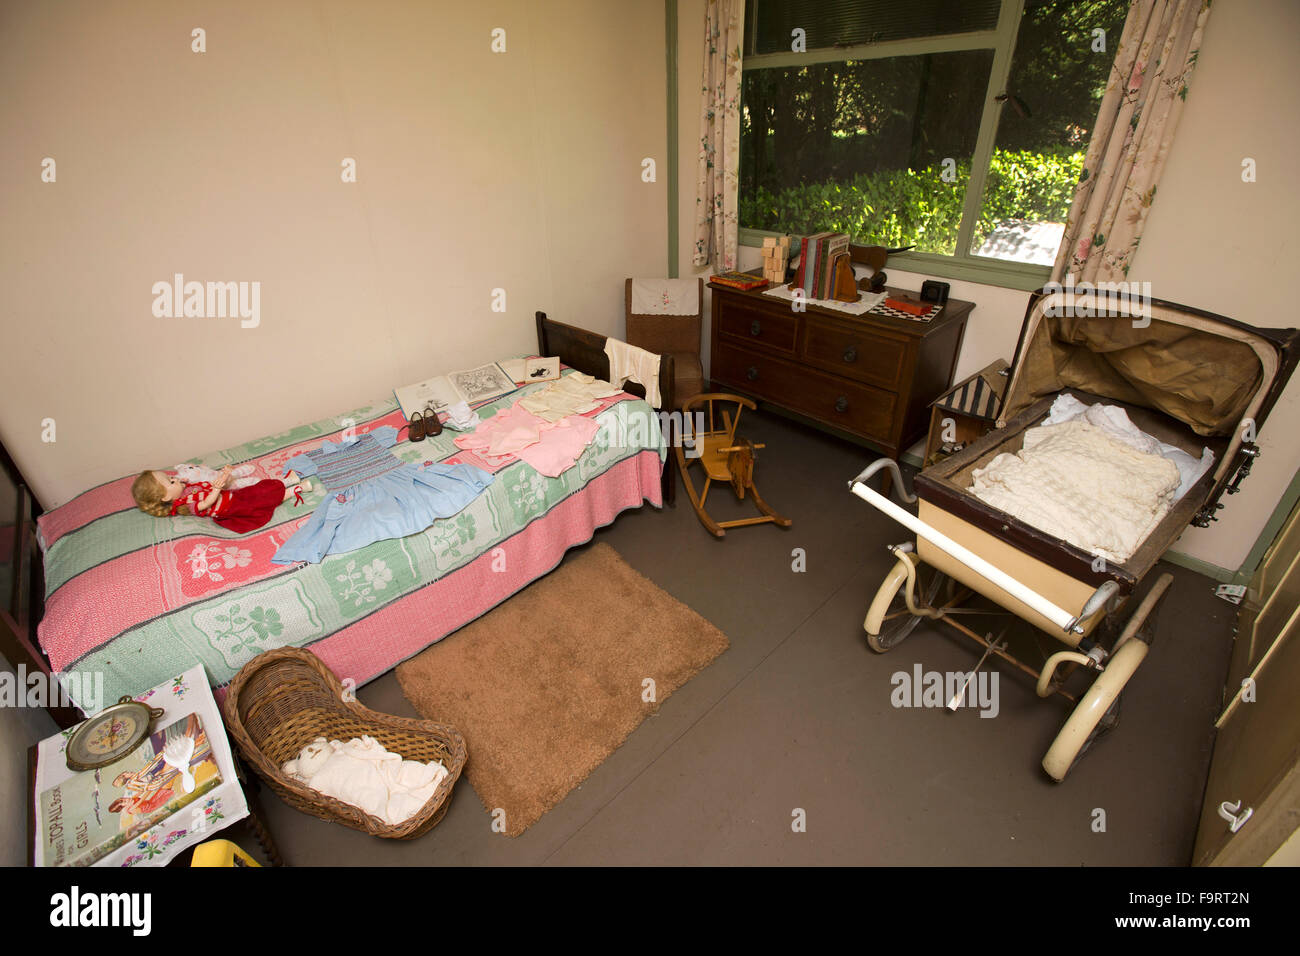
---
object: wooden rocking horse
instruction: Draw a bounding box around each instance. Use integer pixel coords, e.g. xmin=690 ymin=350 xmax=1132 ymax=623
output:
xmin=675 ymin=393 xmax=792 ymax=538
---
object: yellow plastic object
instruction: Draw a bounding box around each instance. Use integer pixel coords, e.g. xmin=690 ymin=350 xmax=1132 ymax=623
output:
xmin=191 ymin=839 xmax=261 ymax=867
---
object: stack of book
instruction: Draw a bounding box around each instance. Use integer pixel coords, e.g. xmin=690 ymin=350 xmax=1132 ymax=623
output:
xmin=710 ymin=271 xmax=769 ymax=291
xmin=793 ymin=232 xmax=850 ymax=300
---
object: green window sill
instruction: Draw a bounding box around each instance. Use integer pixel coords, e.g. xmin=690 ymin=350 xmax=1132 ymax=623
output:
xmin=739 ymin=228 xmax=1050 ymax=293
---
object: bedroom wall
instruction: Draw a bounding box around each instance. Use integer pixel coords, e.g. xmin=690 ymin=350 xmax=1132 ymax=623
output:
xmin=0 ymin=0 xmax=668 ymax=508
xmin=1121 ymin=0 xmax=1300 ymax=573
xmin=676 ymin=0 xmax=1298 ymax=576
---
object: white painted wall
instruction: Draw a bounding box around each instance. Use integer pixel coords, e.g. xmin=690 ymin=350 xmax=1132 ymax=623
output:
xmin=1122 ymin=0 xmax=1299 ymax=572
xmin=0 ymin=0 xmax=668 ymax=507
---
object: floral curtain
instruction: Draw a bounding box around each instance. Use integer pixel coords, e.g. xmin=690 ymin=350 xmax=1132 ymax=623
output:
xmin=1051 ymin=0 xmax=1212 ymax=284
xmin=692 ymin=0 xmax=745 ymax=271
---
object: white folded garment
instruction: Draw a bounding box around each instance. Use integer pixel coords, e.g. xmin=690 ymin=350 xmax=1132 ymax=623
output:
xmin=283 ymin=735 xmax=449 ymax=826
xmin=603 ymin=338 xmax=662 ymax=408
xmin=518 ymin=372 xmax=621 ymax=422
xmin=443 ymin=400 xmax=479 ymax=431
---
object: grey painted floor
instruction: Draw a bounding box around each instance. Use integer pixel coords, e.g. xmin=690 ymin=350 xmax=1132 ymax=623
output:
xmin=248 ymin=410 xmax=1235 ymax=866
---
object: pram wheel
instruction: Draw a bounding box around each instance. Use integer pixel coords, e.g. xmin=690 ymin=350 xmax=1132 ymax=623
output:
xmin=1062 ymin=696 xmax=1121 ymax=775
xmin=1041 ymin=629 xmax=1148 ymax=781
xmin=864 ymin=552 xmax=951 ymax=652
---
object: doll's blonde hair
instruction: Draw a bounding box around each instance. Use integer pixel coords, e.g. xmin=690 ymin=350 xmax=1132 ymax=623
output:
xmin=131 ymin=471 xmax=188 ymax=517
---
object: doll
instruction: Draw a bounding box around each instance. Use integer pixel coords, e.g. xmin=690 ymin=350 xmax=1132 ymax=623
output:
xmin=131 ymin=465 xmax=311 ymax=534
xmin=173 ymin=461 xmax=261 ymax=491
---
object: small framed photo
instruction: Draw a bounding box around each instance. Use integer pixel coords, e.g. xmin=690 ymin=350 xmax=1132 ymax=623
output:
xmin=524 ymin=356 xmax=560 ymax=383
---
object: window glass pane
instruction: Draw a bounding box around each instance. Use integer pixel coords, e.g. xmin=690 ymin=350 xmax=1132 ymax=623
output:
xmin=740 ymin=51 xmax=994 ymax=254
xmin=970 ymin=0 xmax=1130 ymax=264
xmin=750 ymin=0 xmax=1002 ymax=55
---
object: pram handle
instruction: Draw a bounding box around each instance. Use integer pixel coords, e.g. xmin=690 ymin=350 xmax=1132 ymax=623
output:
xmin=1074 ymin=581 xmax=1120 ymax=628
xmin=849 ymin=457 xmax=1110 ymax=636
xmin=847 ymin=458 xmax=917 ymax=504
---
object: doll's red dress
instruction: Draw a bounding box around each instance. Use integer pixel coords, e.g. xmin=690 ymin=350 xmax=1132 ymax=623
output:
xmin=171 ymin=479 xmax=285 ymax=533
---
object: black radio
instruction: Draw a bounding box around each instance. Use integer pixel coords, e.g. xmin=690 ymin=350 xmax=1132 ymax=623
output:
xmin=920 ymin=280 xmax=950 ymax=306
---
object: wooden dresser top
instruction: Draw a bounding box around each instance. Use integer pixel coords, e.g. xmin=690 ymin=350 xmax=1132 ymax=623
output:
xmin=708 ymin=277 xmax=974 ymax=339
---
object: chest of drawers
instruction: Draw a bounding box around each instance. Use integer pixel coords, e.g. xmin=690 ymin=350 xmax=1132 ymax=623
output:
xmin=707 ymin=281 xmax=973 ymax=462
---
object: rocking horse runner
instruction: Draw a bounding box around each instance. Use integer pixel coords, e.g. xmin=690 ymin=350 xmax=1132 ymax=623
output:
xmin=675 ymin=393 xmax=791 ymax=538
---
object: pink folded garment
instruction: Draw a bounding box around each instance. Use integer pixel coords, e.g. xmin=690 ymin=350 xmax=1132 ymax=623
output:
xmin=454 ymin=403 xmax=600 ymax=477
xmin=517 ymin=415 xmax=600 ymax=478
xmin=453 ymin=404 xmax=545 ymax=457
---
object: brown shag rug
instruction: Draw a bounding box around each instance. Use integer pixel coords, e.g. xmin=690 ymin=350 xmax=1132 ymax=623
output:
xmin=395 ymin=542 xmax=730 ymax=836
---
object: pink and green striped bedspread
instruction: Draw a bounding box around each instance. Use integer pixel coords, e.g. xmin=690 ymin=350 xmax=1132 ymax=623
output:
xmin=37 ymin=381 xmax=666 ymax=714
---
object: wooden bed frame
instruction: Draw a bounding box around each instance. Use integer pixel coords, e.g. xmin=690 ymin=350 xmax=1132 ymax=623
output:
xmin=0 ymin=442 xmax=76 ymax=727
xmin=535 ymin=311 xmax=675 ymax=506
xmin=0 ymin=313 xmax=675 ymax=728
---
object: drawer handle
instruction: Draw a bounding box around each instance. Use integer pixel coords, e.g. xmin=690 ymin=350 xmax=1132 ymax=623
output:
xmin=750 ymin=320 xmax=762 ymax=336
xmin=835 ymin=396 xmax=849 ymax=413
xmin=842 ymin=347 xmax=857 ymax=363
xmin=1218 ymin=799 xmax=1254 ymax=833
xmin=746 ymin=366 xmax=759 ymax=381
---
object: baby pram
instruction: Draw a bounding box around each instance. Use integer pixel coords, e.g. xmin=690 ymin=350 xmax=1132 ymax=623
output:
xmin=849 ymin=289 xmax=1298 ymax=780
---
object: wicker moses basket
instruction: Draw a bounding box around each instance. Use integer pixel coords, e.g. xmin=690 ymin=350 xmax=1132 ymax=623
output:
xmin=223 ymin=647 xmax=467 ymax=839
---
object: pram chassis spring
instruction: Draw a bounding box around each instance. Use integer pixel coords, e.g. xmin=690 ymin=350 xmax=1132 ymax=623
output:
xmin=884 ymin=543 xmax=1085 ymax=704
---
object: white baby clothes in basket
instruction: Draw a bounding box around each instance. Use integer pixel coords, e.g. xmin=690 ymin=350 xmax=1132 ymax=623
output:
xmin=603 ymin=338 xmax=662 ymax=408
xmin=283 ymin=736 xmax=449 ymax=826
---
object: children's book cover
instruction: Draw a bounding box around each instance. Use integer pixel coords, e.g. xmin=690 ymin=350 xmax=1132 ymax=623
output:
xmin=40 ymin=713 xmax=221 ymax=867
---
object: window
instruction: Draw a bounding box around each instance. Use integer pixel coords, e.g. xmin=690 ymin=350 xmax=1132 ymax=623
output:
xmin=739 ymin=0 xmax=1130 ymax=281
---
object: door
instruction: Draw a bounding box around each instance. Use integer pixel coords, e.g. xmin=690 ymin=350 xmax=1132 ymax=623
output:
xmin=1192 ymin=496 xmax=1300 ymax=865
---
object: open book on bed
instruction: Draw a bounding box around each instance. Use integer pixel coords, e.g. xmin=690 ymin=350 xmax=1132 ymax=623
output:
xmin=395 ymin=362 xmax=518 ymax=419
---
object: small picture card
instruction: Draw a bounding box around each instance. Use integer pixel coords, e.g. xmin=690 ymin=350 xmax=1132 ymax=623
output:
xmin=524 ymin=356 xmax=560 ymax=383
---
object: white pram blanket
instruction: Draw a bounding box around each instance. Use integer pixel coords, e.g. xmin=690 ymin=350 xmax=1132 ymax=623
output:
xmin=970 ymin=418 xmax=1182 ymax=564
xmin=1040 ymin=394 xmax=1214 ymax=500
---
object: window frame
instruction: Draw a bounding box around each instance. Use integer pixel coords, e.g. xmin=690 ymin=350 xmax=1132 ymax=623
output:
xmin=739 ymin=0 xmax=1061 ymax=291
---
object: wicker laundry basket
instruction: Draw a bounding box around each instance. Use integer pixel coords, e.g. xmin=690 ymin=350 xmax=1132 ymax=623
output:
xmin=223 ymin=646 xmax=467 ymax=839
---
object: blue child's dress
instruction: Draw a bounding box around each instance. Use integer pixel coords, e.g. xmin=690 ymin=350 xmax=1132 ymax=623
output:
xmin=271 ymin=426 xmax=493 ymax=564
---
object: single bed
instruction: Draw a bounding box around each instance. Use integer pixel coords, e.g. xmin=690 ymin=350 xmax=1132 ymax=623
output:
xmin=0 ymin=313 xmax=675 ymax=721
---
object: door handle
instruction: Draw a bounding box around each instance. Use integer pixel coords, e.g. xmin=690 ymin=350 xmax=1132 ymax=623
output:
xmin=1217 ymin=799 xmax=1253 ymax=833
xmin=835 ymin=396 xmax=849 ymax=413
xmin=843 ymin=347 xmax=857 ymax=363
xmin=750 ymin=320 xmax=762 ymax=336
xmin=746 ymin=366 xmax=759 ymax=381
